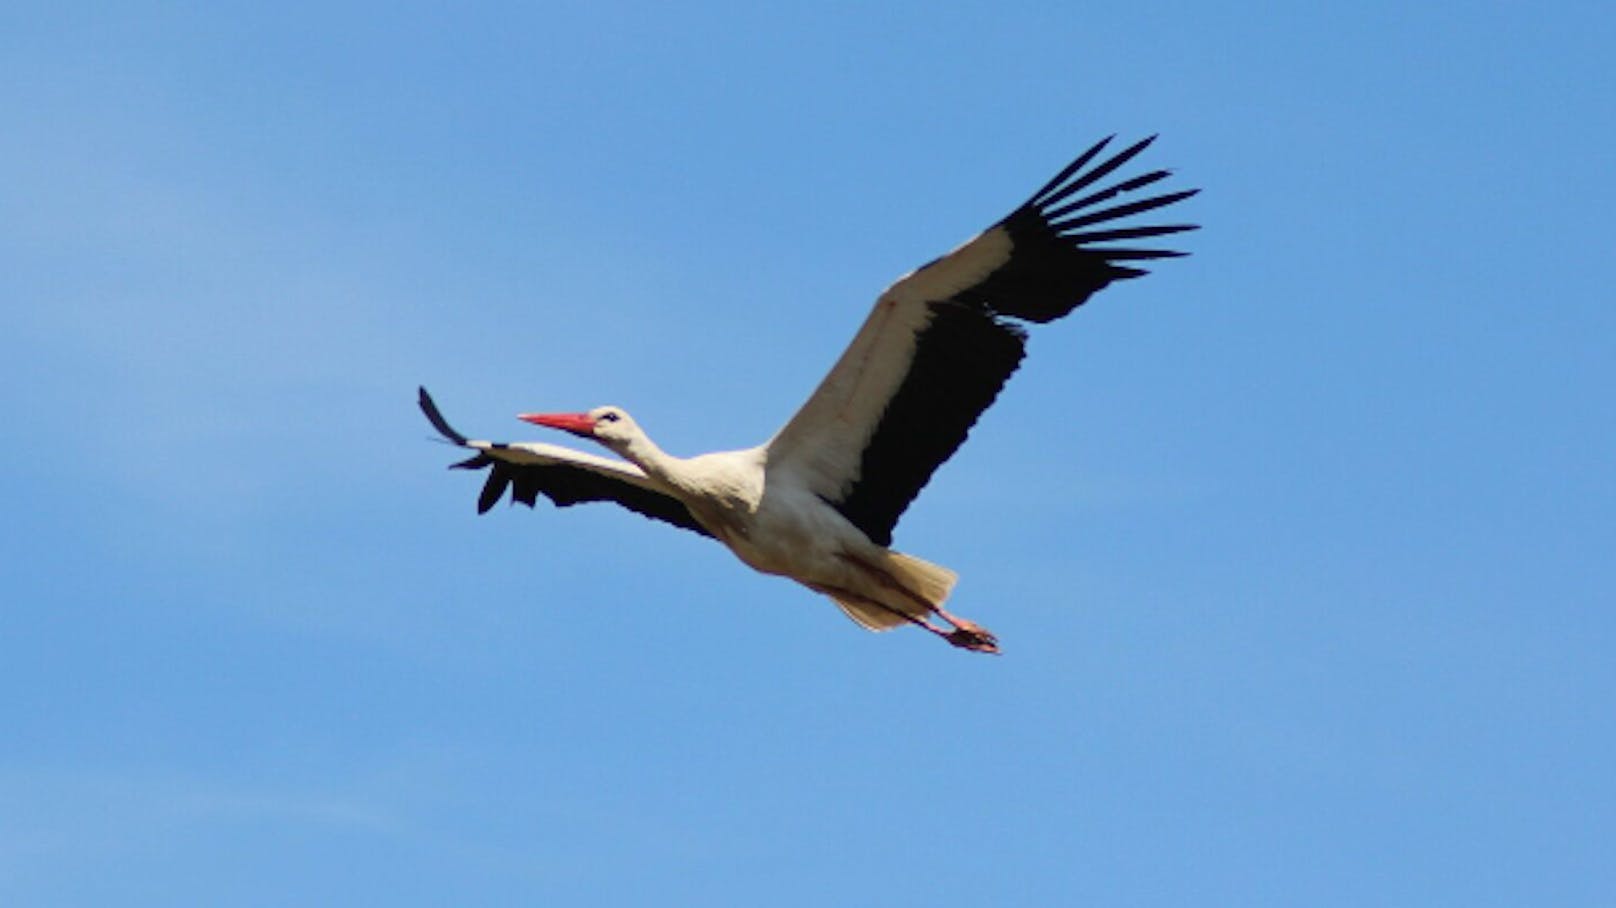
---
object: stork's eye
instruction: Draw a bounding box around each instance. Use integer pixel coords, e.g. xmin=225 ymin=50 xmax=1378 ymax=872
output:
xmin=599 ymin=412 xmax=621 ymax=423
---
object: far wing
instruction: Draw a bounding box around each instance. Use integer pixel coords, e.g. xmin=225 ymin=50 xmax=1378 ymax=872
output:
xmin=419 ymin=388 xmax=713 ymax=537
xmin=766 ymin=136 xmax=1197 ymax=546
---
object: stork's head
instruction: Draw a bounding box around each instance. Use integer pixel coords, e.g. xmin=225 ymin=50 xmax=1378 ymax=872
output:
xmin=518 ymin=405 xmax=641 ymax=451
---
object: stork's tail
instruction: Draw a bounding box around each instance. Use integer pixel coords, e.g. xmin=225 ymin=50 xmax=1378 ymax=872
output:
xmin=881 ymin=550 xmax=958 ymax=606
xmin=827 ymin=550 xmax=959 ymax=632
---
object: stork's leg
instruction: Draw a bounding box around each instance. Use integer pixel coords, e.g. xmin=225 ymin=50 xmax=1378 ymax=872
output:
xmin=931 ymin=606 xmax=999 ymax=653
xmin=829 ymin=558 xmax=1000 ymax=654
xmin=810 ymin=582 xmax=996 ymax=653
xmin=865 ymin=568 xmax=998 ymax=653
xmin=869 ymin=603 xmax=996 ymax=653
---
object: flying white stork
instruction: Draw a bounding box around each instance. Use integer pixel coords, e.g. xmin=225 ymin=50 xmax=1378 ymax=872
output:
xmin=420 ymin=135 xmax=1196 ymax=653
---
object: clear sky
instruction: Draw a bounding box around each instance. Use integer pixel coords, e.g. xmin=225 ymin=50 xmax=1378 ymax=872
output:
xmin=3 ymin=2 xmax=1612 ymax=905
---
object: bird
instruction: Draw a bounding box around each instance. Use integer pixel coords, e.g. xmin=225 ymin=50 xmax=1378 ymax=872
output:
xmin=420 ymin=135 xmax=1196 ymax=653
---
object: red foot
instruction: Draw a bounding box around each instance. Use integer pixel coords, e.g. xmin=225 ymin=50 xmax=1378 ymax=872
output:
xmin=944 ymin=621 xmax=1000 ymax=655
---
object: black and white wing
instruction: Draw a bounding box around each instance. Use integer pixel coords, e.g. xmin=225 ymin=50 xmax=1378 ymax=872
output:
xmin=766 ymin=136 xmax=1197 ymax=546
xmin=419 ymin=388 xmax=713 ymax=537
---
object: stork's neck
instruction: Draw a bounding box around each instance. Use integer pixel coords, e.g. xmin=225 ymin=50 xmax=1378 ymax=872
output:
xmin=613 ymin=431 xmax=696 ymax=493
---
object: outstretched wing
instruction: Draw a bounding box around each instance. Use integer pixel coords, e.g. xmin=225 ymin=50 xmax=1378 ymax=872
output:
xmin=419 ymin=388 xmax=713 ymax=538
xmin=766 ymin=136 xmax=1197 ymax=546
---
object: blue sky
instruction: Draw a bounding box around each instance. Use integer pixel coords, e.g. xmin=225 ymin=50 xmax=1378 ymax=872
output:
xmin=3 ymin=2 xmax=1613 ymax=905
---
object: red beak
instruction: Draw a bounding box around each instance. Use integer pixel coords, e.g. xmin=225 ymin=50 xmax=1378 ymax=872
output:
xmin=518 ymin=411 xmax=597 ymax=437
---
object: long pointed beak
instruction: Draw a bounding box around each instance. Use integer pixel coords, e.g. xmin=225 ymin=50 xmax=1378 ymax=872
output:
xmin=518 ymin=411 xmax=597 ymax=437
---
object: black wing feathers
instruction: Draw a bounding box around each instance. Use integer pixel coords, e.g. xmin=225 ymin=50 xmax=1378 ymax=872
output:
xmin=980 ymin=136 xmax=1198 ymax=324
xmin=1020 ymin=134 xmax=1116 ymax=207
xmin=491 ymin=459 xmax=712 ymax=537
xmin=1031 ymin=135 xmax=1157 ymax=211
xmin=1055 ymin=188 xmax=1199 ymax=232
xmin=827 ymin=138 xmax=1196 ymax=545
xmin=418 ymin=386 xmax=468 ymax=445
xmin=418 ymin=388 xmax=713 ymax=538
xmin=831 ymin=305 xmax=1027 ymax=546
xmin=1043 ymin=169 xmax=1171 ymax=221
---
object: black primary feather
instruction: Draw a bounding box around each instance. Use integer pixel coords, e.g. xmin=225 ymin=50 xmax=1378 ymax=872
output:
xmin=418 ymin=386 xmax=468 ymax=445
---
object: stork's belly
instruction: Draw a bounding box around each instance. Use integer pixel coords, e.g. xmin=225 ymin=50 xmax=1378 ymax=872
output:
xmin=707 ymin=495 xmax=868 ymax=585
xmin=714 ymin=522 xmax=821 ymax=578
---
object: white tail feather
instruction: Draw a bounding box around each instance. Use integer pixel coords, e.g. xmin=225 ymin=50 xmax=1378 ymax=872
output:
xmin=816 ymin=550 xmax=959 ymax=634
xmin=879 ymin=550 xmax=958 ymax=606
xmin=830 ymin=594 xmax=910 ymax=632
